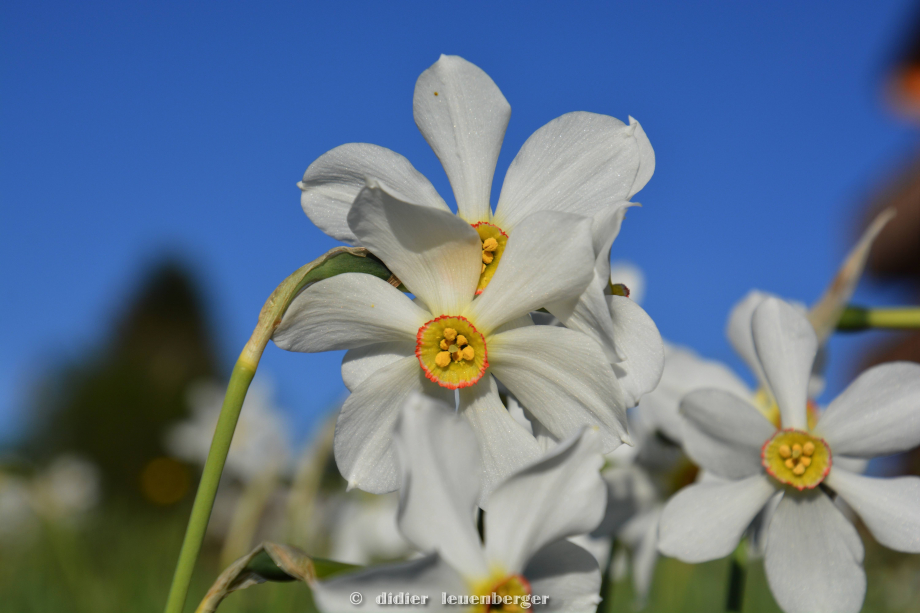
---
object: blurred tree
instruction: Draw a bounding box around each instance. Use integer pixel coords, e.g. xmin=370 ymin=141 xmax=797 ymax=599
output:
xmin=23 ymin=260 xmax=220 ymax=501
xmin=858 ymin=6 xmax=920 ymax=476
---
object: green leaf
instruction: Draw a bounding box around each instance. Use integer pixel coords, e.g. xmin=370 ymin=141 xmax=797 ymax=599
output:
xmin=194 ymin=541 xmax=362 ymax=613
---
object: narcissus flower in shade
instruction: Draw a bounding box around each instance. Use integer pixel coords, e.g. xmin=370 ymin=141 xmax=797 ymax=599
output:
xmin=657 ymin=298 xmax=920 ymax=613
xmin=298 ymin=54 xmax=662 ymax=407
xmin=274 ymin=184 xmax=629 ymax=497
xmin=167 ymin=378 xmax=292 ymax=483
xmin=311 ymin=394 xmax=608 ymax=613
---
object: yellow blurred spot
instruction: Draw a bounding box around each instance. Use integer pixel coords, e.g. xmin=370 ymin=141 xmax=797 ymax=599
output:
xmin=140 ymin=456 xmax=190 ymax=505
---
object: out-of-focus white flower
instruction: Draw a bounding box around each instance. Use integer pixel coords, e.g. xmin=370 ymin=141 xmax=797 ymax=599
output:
xmin=312 ymin=394 xmax=609 ymax=612
xmin=297 ymin=54 xmax=663 ymax=410
xmin=658 ymin=298 xmax=920 ymax=613
xmin=0 ymin=475 xmax=38 ymax=541
xmin=167 ymin=378 xmax=292 ymax=483
xmin=30 ymin=455 xmax=101 ymax=521
xmin=327 ymin=491 xmax=412 ymax=565
xmin=275 ymin=185 xmax=629 ymax=498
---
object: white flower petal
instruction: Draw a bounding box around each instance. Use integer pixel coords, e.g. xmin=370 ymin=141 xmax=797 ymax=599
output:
xmin=545 ymin=204 xmax=637 ymax=366
xmin=546 ymin=274 xmax=621 ymax=364
xmin=299 ymin=143 xmax=450 ymax=245
xmin=639 ymin=344 xmax=752 ymax=445
xmin=523 ymin=539 xmax=602 ymax=613
xmin=679 ymin=389 xmax=775 ymax=478
xmin=485 ymin=428 xmax=606 ymax=573
xmin=493 ymin=112 xmax=641 ymax=230
xmin=825 ymin=468 xmax=920 ymax=553
xmin=608 ymin=295 xmax=665 ymax=406
xmin=394 ymin=393 xmax=490 ymax=579
xmin=273 ymin=273 xmax=427 ymax=352
xmin=488 ymin=325 xmax=629 ymax=451
xmin=726 ymin=290 xmax=772 ymax=388
xmin=620 ymin=506 xmax=661 ymax=608
xmin=591 ymin=203 xmax=634 ymax=284
xmin=312 ymin=553 xmax=466 ymax=613
xmin=657 ymin=475 xmax=776 ymax=563
xmin=752 ymin=298 xmax=817 ymax=430
xmin=413 ymin=55 xmax=509 ymax=223
xmin=627 ymin=117 xmax=655 ymax=199
xmin=466 ymin=211 xmax=595 ymax=334
xmin=834 ymin=456 xmax=869 ymax=473
xmin=458 ymin=377 xmax=542 ymax=504
xmin=348 ymin=183 xmax=481 ymax=315
xmin=814 ymin=361 xmax=920 ymax=457
xmin=342 ymin=341 xmax=416 ymax=392
xmin=764 ymin=491 xmax=865 ymax=613
xmin=334 ymin=357 xmax=451 ymax=493
xmin=597 ymin=466 xmax=658 ymax=537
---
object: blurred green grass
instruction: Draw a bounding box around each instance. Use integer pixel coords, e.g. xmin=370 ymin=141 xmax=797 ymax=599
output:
xmin=2 ymin=503 xmax=918 ymax=613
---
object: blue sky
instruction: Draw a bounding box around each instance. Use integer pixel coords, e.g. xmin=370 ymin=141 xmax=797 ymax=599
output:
xmin=2 ymin=0 xmax=917 ymax=445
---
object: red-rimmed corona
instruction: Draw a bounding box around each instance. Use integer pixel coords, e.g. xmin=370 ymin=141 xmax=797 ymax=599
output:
xmin=416 ymin=315 xmax=488 ymax=389
xmin=761 ymin=428 xmax=832 ymax=491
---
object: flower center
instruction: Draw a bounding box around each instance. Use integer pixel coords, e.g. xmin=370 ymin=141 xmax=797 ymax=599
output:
xmin=469 ymin=574 xmax=532 ymax=612
xmin=761 ymin=429 xmax=832 ymax=490
xmin=472 ymin=222 xmax=508 ymax=295
xmin=753 ymin=389 xmax=820 ymax=430
xmin=416 ymin=315 xmax=488 ymax=389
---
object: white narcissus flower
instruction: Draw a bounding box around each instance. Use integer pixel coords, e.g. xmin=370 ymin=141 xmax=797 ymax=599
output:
xmin=298 ymin=54 xmax=663 ymax=407
xmin=30 ymin=455 xmax=101 ymax=521
xmin=167 ymin=378 xmax=292 ymax=483
xmin=312 ymin=394 xmax=608 ymax=613
xmin=274 ymin=184 xmax=629 ymax=498
xmin=657 ymin=297 xmax=920 ymax=613
xmin=640 ymin=207 xmax=896 ymax=450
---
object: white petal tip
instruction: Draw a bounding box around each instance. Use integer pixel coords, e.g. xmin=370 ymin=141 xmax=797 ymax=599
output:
xmin=345 ymin=479 xmax=358 ymax=492
xmin=296 ymin=181 xmax=306 ymax=190
xmin=620 ymin=432 xmax=635 ymax=447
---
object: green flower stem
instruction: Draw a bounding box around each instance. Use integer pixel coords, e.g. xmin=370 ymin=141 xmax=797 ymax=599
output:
xmin=164 ymin=247 xmax=395 ymax=613
xmin=836 ymin=306 xmax=920 ymax=331
xmin=725 ymin=542 xmax=747 ymax=612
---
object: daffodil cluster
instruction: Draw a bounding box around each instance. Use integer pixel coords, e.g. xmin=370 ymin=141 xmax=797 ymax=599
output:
xmin=254 ymin=55 xmax=920 ymax=613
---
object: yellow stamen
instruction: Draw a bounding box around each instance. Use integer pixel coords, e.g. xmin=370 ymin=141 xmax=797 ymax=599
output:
xmin=416 ymin=315 xmax=488 ymax=389
xmin=482 ymin=237 xmax=498 ymax=252
xmin=762 ymin=429 xmax=832 ymax=490
xmin=482 ymin=251 xmax=494 ymax=264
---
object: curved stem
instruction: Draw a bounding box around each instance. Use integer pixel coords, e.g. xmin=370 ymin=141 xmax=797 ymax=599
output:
xmin=163 ymin=247 xmax=393 ymax=613
xmin=163 ymin=358 xmax=256 ymax=613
